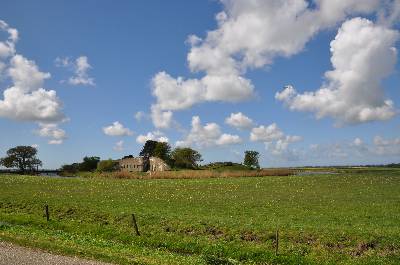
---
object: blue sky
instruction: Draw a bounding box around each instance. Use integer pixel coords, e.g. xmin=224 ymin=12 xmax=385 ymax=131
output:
xmin=1 ymin=0 xmax=400 ymax=168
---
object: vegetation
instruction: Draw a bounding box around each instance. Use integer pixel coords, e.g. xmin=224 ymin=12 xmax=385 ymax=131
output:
xmin=60 ymin=156 xmax=100 ymax=174
xmin=139 ymin=140 xmax=158 ymax=157
xmin=1 ymin=168 xmax=399 ymax=264
xmin=59 ymin=141 xmax=204 ymax=175
xmin=171 ymin=147 xmax=203 ymax=169
xmin=153 ymin=142 xmax=172 ymax=165
xmin=96 ymin=159 xmax=119 ymax=172
xmin=0 ymin=146 xmax=42 ymax=173
xmin=139 ymin=140 xmax=200 ymax=169
xmin=60 ymin=163 xmax=80 ymax=175
xmin=79 ymin=156 xmax=100 ymax=172
xmin=76 ymin=168 xmax=294 ymax=179
xmin=243 ymin=150 xmax=260 ymax=169
xmin=200 ymin=162 xmax=253 ymax=171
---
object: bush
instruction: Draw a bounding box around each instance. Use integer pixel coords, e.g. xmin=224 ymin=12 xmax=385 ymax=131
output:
xmin=97 ymin=159 xmax=119 ymax=172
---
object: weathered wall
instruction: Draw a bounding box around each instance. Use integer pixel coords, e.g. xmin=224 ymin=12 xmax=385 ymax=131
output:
xmin=119 ymin=156 xmax=170 ymax=172
xmin=149 ymin=157 xmax=170 ymax=172
xmin=119 ymin=157 xmax=146 ymax=172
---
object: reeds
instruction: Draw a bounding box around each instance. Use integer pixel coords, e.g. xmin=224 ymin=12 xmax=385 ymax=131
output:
xmin=83 ymin=169 xmax=294 ymax=179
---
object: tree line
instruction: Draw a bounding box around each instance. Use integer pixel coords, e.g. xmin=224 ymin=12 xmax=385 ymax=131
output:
xmin=0 ymin=142 xmax=261 ymax=174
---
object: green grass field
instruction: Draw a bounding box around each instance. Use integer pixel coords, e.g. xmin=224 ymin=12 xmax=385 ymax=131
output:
xmin=1 ymin=169 xmax=399 ymax=264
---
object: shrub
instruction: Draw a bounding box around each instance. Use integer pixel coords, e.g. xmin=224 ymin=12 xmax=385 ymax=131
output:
xmin=97 ymin=159 xmax=119 ymax=172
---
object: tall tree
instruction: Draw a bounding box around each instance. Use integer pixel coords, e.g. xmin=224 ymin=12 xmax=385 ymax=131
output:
xmin=171 ymin=147 xmax=202 ymax=169
xmin=78 ymin=156 xmax=100 ymax=172
xmin=139 ymin=140 xmax=158 ymax=157
xmin=243 ymin=150 xmax=260 ymax=169
xmin=153 ymin=142 xmax=171 ymax=163
xmin=0 ymin=146 xmax=42 ymax=173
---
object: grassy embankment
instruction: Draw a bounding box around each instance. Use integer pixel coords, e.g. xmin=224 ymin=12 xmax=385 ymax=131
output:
xmin=1 ymin=168 xmax=400 ymax=264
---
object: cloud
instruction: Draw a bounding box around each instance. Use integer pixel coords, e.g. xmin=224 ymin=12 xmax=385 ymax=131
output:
xmin=378 ymin=0 xmax=400 ymax=26
xmin=349 ymin=137 xmax=370 ymax=155
xmin=102 ymin=121 xmax=134 ymax=136
xmin=113 ymin=140 xmax=124 ymax=152
xmin=216 ymin=133 xmax=242 ymax=145
xmin=148 ymin=0 xmax=387 ymax=128
xmin=151 ymin=72 xmax=206 ymax=111
xmin=250 ymin=123 xmax=302 ymax=158
xmin=0 ymin=20 xmax=16 ymax=58
xmin=176 ymin=116 xmax=241 ymax=148
xmin=276 ymin=17 xmax=399 ymax=125
xmin=225 ymin=112 xmax=254 ymax=129
xmin=250 ymin=123 xmax=284 ymax=142
xmin=36 ymin=123 xmax=67 ymax=145
xmin=265 ymin=136 xmax=302 ymax=158
xmin=56 ymin=56 xmax=95 ymax=86
xmin=150 ymin=105 xmax=174 ymax=129
xmin=352 ymin=138 xmax=364 ymax=147
xmin=0 ymin=22 xmax=66 ymax=125
xmin=307 ymin=142 xmax=349 ymax=159
xmin=306 ymin=135 xmax=400 ymax=161
xmin=134 ymin=111 xmax=147 ymax=122
xmin=373 ymin=135 xmax=400 ymax=155
xmin=1 ymin=55 xmax=64 ymax=122
xmin=136 ymin=131 xmax=169 ymax=144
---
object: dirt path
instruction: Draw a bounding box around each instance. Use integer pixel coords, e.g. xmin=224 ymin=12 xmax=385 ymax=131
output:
xmin=0 ymin=241 xmax=114 ymax=265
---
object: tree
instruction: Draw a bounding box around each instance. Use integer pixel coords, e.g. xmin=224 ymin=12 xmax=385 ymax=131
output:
xmin=97 ymin=159 xmax=119 ymax=172
xmin=139 ymin=140 xmax=158 ymax=157
xmin=0 ymin=146 xmax=42 ymax=173
xmin=153 ymin=142 xmax=171 ymax=163
xmin=171 ymin=147 xmax=202 ymax=169
xmin=243 ymin=150 xmax=260 ymax=169
xmin=78 ymin=156 xmax=100 ymax=172
xmin=60 ymin=163 xmax=80 ymax=174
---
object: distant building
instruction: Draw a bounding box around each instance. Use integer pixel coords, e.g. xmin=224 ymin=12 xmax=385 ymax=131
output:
xmin=119 ymin=155 xmax=170 ymax=172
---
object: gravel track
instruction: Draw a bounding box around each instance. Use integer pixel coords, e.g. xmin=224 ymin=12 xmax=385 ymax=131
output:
xmin=0 ymin=241 xmax=114 ymax=265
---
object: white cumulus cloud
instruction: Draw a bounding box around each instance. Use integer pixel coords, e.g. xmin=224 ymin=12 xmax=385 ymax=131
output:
xmin=0 ymin=20 xmax=66 ymax=141
xmin=136 ymin=131 xmax=169 ymax=144
xmin=250 ymin=123 xmax=302 ymax=158
xmin=225 ymin=112 xmax=254 ymax=129
xmin=150 ymin=105 xmax=174 ymax=129
xmin=176 ymin=116 xmax=241 ymax=148
xmin=36 ymin=123 xmax=67 ymax=145
xmin=56 ymin=56 xmax=95 ymax=86
xmin=250 ymin=123 xmax=284 ymax=142
xmin=102 ymin=121 xmax=134 ymax=136
xmin=149 ymin=0 xmax=387 ymax=128
xmin=0 ymin=55 xmax=65 ymax=123
xmin=276 ymin=17 xmax=399 ymax=125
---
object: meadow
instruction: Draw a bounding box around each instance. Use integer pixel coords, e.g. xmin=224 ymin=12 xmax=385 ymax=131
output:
xmin=0 ymin=168 xmax=399 ymax=264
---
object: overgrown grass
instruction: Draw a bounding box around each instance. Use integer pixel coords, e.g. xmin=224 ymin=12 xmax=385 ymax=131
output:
xmin=1 ymin=168 xmax=400 ymax=264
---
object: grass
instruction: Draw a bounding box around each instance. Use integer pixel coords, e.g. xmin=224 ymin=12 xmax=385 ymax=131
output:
xmin=0 ymin=168 xmax=400 ymax=264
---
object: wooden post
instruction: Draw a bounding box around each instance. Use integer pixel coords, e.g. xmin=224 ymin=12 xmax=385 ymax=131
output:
xmin=44 ymin=204 xmax=49 ymax=221
xmin=131 ymin=213 xmax=140 ymax=236
xmin=275 ymin=228 xmax=279 ymax=255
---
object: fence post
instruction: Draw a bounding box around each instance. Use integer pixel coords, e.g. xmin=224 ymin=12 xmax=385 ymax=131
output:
xmin=132 ymin=213 xmax=140 ymax=236
xmin=275 ymin=228 xmax=279 ymax=255
xmin=44 ymin=204 xmax=49 ymax=221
